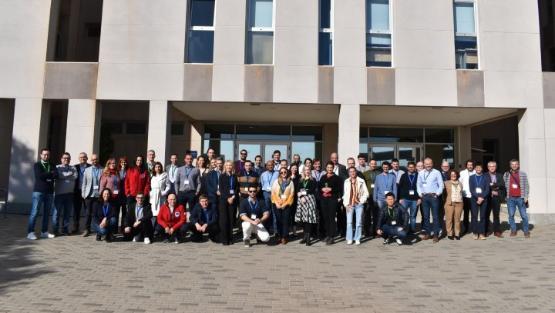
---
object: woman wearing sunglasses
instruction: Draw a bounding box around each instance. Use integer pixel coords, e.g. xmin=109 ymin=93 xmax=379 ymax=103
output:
xmin=271 ymin=168 xmax=295 ymax=244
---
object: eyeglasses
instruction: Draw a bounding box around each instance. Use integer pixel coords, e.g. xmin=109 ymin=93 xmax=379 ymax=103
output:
xmin=248 ymin=190 xmax=257 ymax=193
xmin=280 ymin=171 xmax=287 ymax=174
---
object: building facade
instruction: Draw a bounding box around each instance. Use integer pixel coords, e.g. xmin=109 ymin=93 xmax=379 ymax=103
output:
xmin=0 ymin=0 xmax=553 ymax=223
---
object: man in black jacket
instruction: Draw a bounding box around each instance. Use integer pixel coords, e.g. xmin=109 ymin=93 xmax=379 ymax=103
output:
xmin=124 ymin=193 xmax=153 ymax=244
xmin=377 ymin=193 xmax=409 ymax=245
xmin=27 ymin=148 xmax=57 ymax=240
xmin=188 ymin=195 xmax=219 ymax=242
xmin=485 ymin=161 xmax=506 ymax=237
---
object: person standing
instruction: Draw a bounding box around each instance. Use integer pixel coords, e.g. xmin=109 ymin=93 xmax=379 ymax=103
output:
xmin=295 ymin=167 xmax=319 ymax=246
xmin=398 ymin=162 xmax=421 ymax=234
xmin=330 ymin=152 xmax=348 ymax=179
xmin=175 ymin=153 xmax=201 ymax=211
xmin=26 ymin=148 xmax=57 ymax=240
xmin=318 ymin=162 xmax=343 ymax=245
xmin=503 ymin=159 xmax=530 ymax=238
xmin=469 ymin=163 xmax=490 ymax=240
xmin=444 ymin=170 xmax=463 ymax=240
xmin=81 ymin=154 xmax=103 ymax=237
xmin=124 ymin=193 xmax=153 ymax=244
xmin=486 ymin=161 xmax=506 ymax=237
xmin=311 ymin=159 xmax=325 ymax=182
xmin=72 ymin=152 xmax=90 ymax=234
xmin=271 ymin=167 xmax=295 ymax=244
xmin=343 ymin=167 xmax=369 ymax=245
xmin=239 ymin=187 xmax=270 ymax=247
xmin=99 ymin=158 xmax=121 ymax=212
xmin=218 ymin=161 xmax=239 ymax=245
xmin=253 ymin=155 xmax=264 ymax=175
xmin=237 ymin=160 xmax=260 ymax=199
xmin=272 ymin=150 xmax=282 ymax=171
xmin=373 ymin=162 xmax=397 ymax=210
xmin=389 ymin=159 xmax=405 ymax=185
xmin=356 ymin=154 xmax=370 ymax=173
xmin=440 ymin=161 xmax=451 ymax=182
xmin=416 ymin=157 xmax=444 ymax=243
xmin=205 ymin=157 xmax=223 ymax=214
xmin=116 ymin=157 xmax=128 ymax=232
xmin=260 ymin=160 xmax=278 ymax=234
xmin=52 ymin=152 xmax=77 ymax=236
xmin=146 ymin=149 xmax=156 ymax=177
xmin=459 ymin=160 xmax=475 ymax=235
xmin=166 ymin=154 xmax=179 ymax=194
xmin=362 ymin=159 xmax=381 ymax=237
xmin=150 ymin=162 xmax=170 ymax=228
xmin=124 ymin=155 xmax=151 ymax=209
xmin=234 ymin=149 xmax=248 ymax=174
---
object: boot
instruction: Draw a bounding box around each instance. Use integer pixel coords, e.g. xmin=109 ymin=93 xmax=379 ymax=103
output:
xmin=304 ymin=233 xmax=311 ymax=246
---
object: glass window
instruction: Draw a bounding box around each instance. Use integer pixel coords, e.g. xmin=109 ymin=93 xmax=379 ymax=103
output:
xmin=425 ymin=144 xmax=454 ymax=167
xmin=320 ymin=0 xmax=331 ymax=29
xmin=190 ymin=0 xmax=215 ymax=27
xmin=425 ymin=128 xmax=454 ymax=143
xmin=246 ymin=31 xmax=274 ymax=64
xmin=454 ymin=2 xmax=475 ymax=34
xmin=292 ymin=142 xmax=316 ymax=161
xmin=249 ymin=0 xmax=273 ymax=28
xmin=455 ymin=36 xmax=478 ymax=69
xmin=220 ymin=140 xmax=235 ymax=162
xmin=319 ymin=32 xmax=333 ymax=66
xmin=369 ymin=145 xmax=395 ymax=165
xmin=204 ymin=124 xmax=234 ymax=140
xmin=292 ymin=126 xmax=323 ymax=141
xmin=369 ymin=127 xmax=423 ymax=143
xmin=453 ymin=1 xmax=478 ymax=69
xmin=126 ymin=122 xmax=147 ymax=135
xmin=187 ymin=31 xmax=214 ymax=63
xmin=366 ymin=0 xmax=391 ymax=67
xmin=236 ymin=124 xmax=289 ymax=140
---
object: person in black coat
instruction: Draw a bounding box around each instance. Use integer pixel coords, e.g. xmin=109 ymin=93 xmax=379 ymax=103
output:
xmin=218 ymin=161 xmax=240 ymax=245
xmin=377 ymin=193 xmax=409 ymax=245
xmin=469 ymin=163 xmax=491 ymax=240
xmin=318 ymin=161 xmax=344 ymax=245
xmin=92 ymin=189 xmax=117 ymax=242
xmin=189 ymin=195 xmax=219 ymax=242
xmin=124 ymin=193 xmax=153 ymax=243
xmin=205 ymin=158 xmax=223 ymax=213
xmin=485 ymin=161 xmax=506 ymax=237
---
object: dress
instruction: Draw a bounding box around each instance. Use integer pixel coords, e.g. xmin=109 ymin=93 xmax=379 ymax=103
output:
xmin=294 ymin=178 xmax=319 ymax=224
xmin=149 ymin=173 xmax=170 ymax=218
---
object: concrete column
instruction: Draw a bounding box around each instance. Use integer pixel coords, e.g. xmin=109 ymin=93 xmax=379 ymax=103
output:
xmin=147 ymin=100 xmax=171 ymax=165
xmin=337 ymin=104 xmax=360 ymax=165
xmin=518 ymin=108 xmax=548 ymax=223
xmin=455 ymin=126 xmax=472 ymax=170
xmin=65 ymin=99 xmax=101 ymax=158
xmin=8 ymin=98 xmax=48 ymax=210
xmin=189 ymin=121 xmax=203 ymax=156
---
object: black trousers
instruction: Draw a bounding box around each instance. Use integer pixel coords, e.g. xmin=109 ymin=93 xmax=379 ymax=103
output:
xmin=336 ymin=204 xmax=346 ymax=237
xmin=189 ymin=224 xmax=219 ymax=242
xmin=462 ymin=197 xmax=472 ymax=233
xmin=155 ymin=223 xmax=188 ymax=241
xmin=320 ymin=198 xmax=338 ymax=238
xmin=363 ymin=200 xmax=380 ymax=236
xmin=72 ymin=191 xmax=86 ymax=231
xmin=124 ymin=220 xmax=154 ymax=241
xmin=219 ymin=198 xmax=237 ymax=244
xmin=178 ymin=190 xmax=197 ymax=210
xmin=486 ymin=196 xmax=502 ymax=233
xmin=84 ymin=197 xmax=98 ymax=231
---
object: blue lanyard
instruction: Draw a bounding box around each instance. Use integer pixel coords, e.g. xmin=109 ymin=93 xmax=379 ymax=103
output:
xmin=408 ymin=174 xmax=416 ymax=187
xmin=474 ymin=175 xmax=483 ymax=187
xmin=184 ymin=167 xmax=192 ymax=178
xmin=102 ymin=204 xmax=109 ymax=217
xmin=423 ymin=171 xmax=431 ymax=182
xmin=229 ymin=175 xmax=234 ymax=189
xmin=249 ymin=200 xmax=258 ymax=214
xmin=280 ymin=180 xmax=288 ymax=194
xmin=112 ymin=175 xmax=119 ymax=189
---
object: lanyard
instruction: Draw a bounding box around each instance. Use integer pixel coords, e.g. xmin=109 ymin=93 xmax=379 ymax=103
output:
xmin=112 ymin=175 xmax=119 ymax=190
xmin=302 ymin=179 xmax=309 ymax=190
xmin=103 ymin=204 xmax=109 ymax=217
xmin=265 ymin=172 xmax=273 ymax=187
xmin=423 ymin=171 xmax=431 ymax=182
xmin=249 ymin=200 xmax=258 ymax=214
xmin=387 ymin=207 xmax=395 ymax=220
xmin=136 ymin=206 xmax=142 ymax=218
xmin=474 ymin=175 xmax=483 ymax=187
xmin=408 ymin=174 xmax=416 ymax=187
xmin=41 ymin=162 xmax=50 ymax=172
xmin=184 ymin=167 xmax=192 ymax=178
xmin=280 ymin=180 xmax=288 ymax=195
xmin=229 ymin=175 xmax=234 ymax=189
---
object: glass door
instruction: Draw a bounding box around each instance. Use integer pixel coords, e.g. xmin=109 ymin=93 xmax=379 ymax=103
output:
xmin=236 ymin=142 xmax=262 ymax=161
xmin=368 ymin=144 xmax=395 ymax=165
xmin=368 ymin=144 xmax=423 ymax=167
xmin=263 ymin=143 xmax=289 ymax=163
xmin=236 ymin=142 xmax=290 ymax=162
xmin=397 ymin=145 xmax=422 ymax=168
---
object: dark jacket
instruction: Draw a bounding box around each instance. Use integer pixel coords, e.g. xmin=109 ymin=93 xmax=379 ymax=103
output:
xmin=378 ymin=203 xmax=408 ymax=229
xmin=318 ymin=173 xmax=344 ymax=200
xmin=469 ymin=174 xmax=491 ymax=199
xmin=218 ymin=172 xmax=239 ymax=201
xmin=189 ymin=203 xmax=218 ymax=226
xmin=74 ymin=163 xmax=91 ymax=192
xmin=125 ymin=202 xmax=153 ymax=227
xmin=93 ymin=201 xmax=116 ymax=222
xmin=296 ymin=178 xmax=318 ymax=196
xmin=398 ymin=172 xmax=420 ymax=201
xmin=204 ymin=170 xmax=221 ymax=198
xmin=487 ymin=172 xmax=506 ymax=200
xmin=239 ymin=198 xmax=269 ymax=219
xmin=335 ymin=163 xmax=348 ymax=180
xmin=33 ymin=161 xmax=56 ymax=194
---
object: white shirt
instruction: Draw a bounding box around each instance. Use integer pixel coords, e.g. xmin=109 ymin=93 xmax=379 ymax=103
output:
xmin=459 ymin=169 xmax=475 ymax=198
xmin=389 ymin=169 xmax=405 ymax=184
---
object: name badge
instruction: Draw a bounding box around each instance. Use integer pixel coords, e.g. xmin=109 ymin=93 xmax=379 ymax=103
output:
xmin=490 ymin=183 xmax=494 ymax=186
xmin=184 ymin=179 xmax=190 ymax=185
xmin=391 ymin=221 xmax=397 ymax=225
xmin=46 ymin=179 xmax=52 ymax=183
xmin=300 ymin=189 xmax=307 ymax=196
xmin=113 ymin=190 xmax=119 ymax=195
xmin=93 ymin=185 xmax=99 ymax=190
xmin=370 ymin=184 xmax=375 ymax=188
xmin=409 ymin=190 xmax=415 ymax=196
xmin=251 ymin=214 xmax=257 ymax=220
xmin=280 ymin=194 xmax=287 ymax=199
xmin=512 ymin=184 xmax=518 ymax=189
xmin=422 ymin=183 xmax=427 ymax=187
xmin=476 ymin=187 xmax=482 ymax=194
xmin=65 ymin=180 xmax=70 ymax=184
xmin=230 ymin=190 xmax=235 ymax=195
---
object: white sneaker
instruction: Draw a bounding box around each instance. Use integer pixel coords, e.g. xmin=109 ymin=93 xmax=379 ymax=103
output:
xmin=395 ymin=238 xmax=403 ymax=245
xmin=144 ymin=237 xmax=151 ymax=245
xmin=27 ymin=232 xmax=37 ymax=240
xmin=132 ymin=235 xmax=140 ymax=243
xmin=355 ymin=240 xmax=361 ymax=245
xmin=346 ymin=240 xmax=353 ymax=245
xmin=40 ymin=232 xmax=55 ymax=239
xmin=174 ymin=238 xmax=179 ymax=244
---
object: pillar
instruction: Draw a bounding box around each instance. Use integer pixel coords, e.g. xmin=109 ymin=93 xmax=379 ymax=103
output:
xmin=337 ymin=104 xmax=360 ymax=165
xmin=147 ymin=100 xmax=171 ymax=164
xmin=65 ymin=99 xmax=101 ymax=158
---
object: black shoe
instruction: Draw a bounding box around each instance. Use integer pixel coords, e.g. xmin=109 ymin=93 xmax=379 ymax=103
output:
xmin=304 ymin=234 xmax=311 ymax=246
xmin=105 ymin=234 xmax=112 ymax=243
xmin=162 ymin=238 xmax=170 ymax=243
xmin=96 ymin=235 xmax=101 ymax=241
xmin=244 ymin=239 xmax=250 ymax=247
xmin=448 ymin=236 xmax=454 ymax=240
xmin=299 ymin=236 xmax=306 ymax=244
xmin=326 ymin=237 xmax=333 ymax=245
xmin=455 ymin=236 xmax=460 ymax=240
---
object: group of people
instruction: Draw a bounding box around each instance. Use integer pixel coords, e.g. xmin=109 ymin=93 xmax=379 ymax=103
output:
xmin=26 ymin=147 xmax=531 ymax=247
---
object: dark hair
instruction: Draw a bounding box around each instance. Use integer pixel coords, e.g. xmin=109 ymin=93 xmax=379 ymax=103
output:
xmin=382 ymin=161 xmax=391 ymax=167
xmin=304 ymin=158 xmax=313 ymax=164
xmin=465 ymin=159 xmax=474 ymax=167
xmin=154 ymin=161 xmax=164 ymax=173
xmin=40 ymin=148 xmax=50 ymax=154
xmin=273 ymin=150 xmax=281 ymax=155
xmin=474 ymin=162 xmax=483 ymax=168
xmin=326 ymin=161 xmax=335 ymax=168
xmin=101 ymin=188 xmax=113 ymax=199
xmin=118 ymin=156 xmax=128 ymax=171
xmin=448 ymin=169 xmax=460 ymax=179
xmin=313 ymin=158 xmax=321 ymax=164
xmin=348 ymin=166 xmax=357 ymax=172
xmin=199 ymin=194 xmax=208 ymax=201
xmin=244 ymin=160 xmax=253 ymax=166
xmin=357 ymin=153 xmax=367 ymax=160
xmin=407 ymin=161 xmax=416 ymax=167
xmin=255 ymin=155 xmax=262 ymax=160
xmin=62 ymin=152 xmax=71 ymax=158
xmin=391 ymin=158 xmax=399 ymax=163
xmin=385 ymin=192 xmax=395 ymax=199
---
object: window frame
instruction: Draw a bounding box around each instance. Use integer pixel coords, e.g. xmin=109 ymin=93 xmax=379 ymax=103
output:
xmin=365 ymin=0 xmax=393 ymax=67
xmin=246 ymin=0 xmax=275 ymax=64
xmin=186 ymin=0 xmax=216 ymax=63
xmin=453 ymin=0 xmax=480 ymax=70
xmin=319 ymin=0 xmax=334 ymax=66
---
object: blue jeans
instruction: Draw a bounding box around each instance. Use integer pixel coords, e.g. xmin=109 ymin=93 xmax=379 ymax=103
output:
xmin=27 ymin=192 xmax=53 ymax=234
xmin=53 ymin=193 xmax=73 ymax=233
xmin=93 ymin=217 xmax=117 ymax=236
xmin=507 ymin=197 xmax=529 ymax=233
xmin=422 ymin=194 xmax=440 ymax=235
xmin=401 ymin=199 xmax=418 ymax=232
xmin=382 ymin=224 xmax=407 ymax=240
xmin=263 ymin=191 xmax=275 ymax=233
xmin=346 ymin=204 xmax=364 ymax=241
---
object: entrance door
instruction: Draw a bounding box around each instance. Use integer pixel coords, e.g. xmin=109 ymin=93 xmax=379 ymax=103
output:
xmin=397 ymin=145 xmax=422 ymax=167
xmin=369 ymin=144 xmax=395 ymax=165
xmin=236 ymin=142 xmax=290 ymax=162
xmin=368 ymin=144 xmax=423 ymax=168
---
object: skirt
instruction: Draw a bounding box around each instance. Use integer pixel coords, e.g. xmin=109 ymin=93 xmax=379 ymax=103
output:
xmin=294 ymin=194 xmax=319 ymax=224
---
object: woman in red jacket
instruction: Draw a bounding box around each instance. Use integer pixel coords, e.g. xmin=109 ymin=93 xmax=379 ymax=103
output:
xmin=156 ymin=193 xmax=188 ymax=243
xmin=125 ymin=155 xmax=151 ymax=208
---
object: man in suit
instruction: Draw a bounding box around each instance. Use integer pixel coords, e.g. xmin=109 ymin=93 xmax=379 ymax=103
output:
xmin=330 ymin=152 xmax=348 ymax=237
xmin=330 ymin=152 xmax=348 ymax=179
xmin=205 ymin=158 xmax=223 ymax=213
xmin=486 ymin=161 xmax=506 ymax=237
xmin=124 ymin=193 xmax=153 ymax=244
xmin=166 ymin=154 xmax=179 ymax=194
xmin=188 ymin=195 xmax=219 ymax=242
xmin=81 ymin=153 xmax=102 ymax=237
xmin=72 ymin=152 xmax=90 ymax=234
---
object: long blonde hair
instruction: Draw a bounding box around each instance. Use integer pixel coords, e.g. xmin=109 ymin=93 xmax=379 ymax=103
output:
xmin=103 ymin=158 xmax=116 ymax=176
xmin=224 ymin=160 xmax=234 ymax=175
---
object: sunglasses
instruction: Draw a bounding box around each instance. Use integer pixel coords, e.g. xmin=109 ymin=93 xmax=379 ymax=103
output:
xmin=248 ymin=190 xmax=257 ymax=193
xmin=280 ymin=171 xmax=287 ymax=174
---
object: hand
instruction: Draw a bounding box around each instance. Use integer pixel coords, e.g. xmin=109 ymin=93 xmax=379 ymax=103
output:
xmin=322 ymin=187 xmax=331 ymax=193
xmin=124 ymin=227 xmax=131 ymax=233
xmin=492 ymin=191 xmax=499 ymax=197
xmin=196 ymin=192 xmax=200 ymax=196
xmin=217 ymin=191 xmax=221 ymax=196
xmin=195 ymin=223 xmax=203 ymax=232
xmin=100 ymin=218 xmax=107 ymax=229
xmin=377 ymin=229 xmax=383 ymax=236
xmin=300 ymin=197 xmax=307 ymax=204
xmin=399 ymin=199 xmax=405 ymax=206
xmin=133 ymin=221 xmax=141 ymax=228
xmin=227 ymin=197 xmax=234 ymax=205
xmin=165 ymin=227 xmax=170 ymax=234
xmin=169 ymin=228 xmax=174 ymax=235
xmin=201 ymin=224 xmax=208 ymax=232
xmin=417 ymin=199 xmax=422 ymax=206
xmin=253 ymin=218 xmax=260 ymax=225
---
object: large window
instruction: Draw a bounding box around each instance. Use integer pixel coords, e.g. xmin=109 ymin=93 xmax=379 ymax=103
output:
xmin=186 ymin=0 xmax=215 ymax=63
xmin=319 ymin=0 xmax=333 ymax=65
xmin=366 ymin=0 xmax=391 ymax=67
xmin=453 ymin=0 xmax=478 ymax=69
xmin=246 ymin=0 xmax=274 ymax=64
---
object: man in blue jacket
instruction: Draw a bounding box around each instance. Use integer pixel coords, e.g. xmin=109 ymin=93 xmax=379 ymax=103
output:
xmin=373 ymin=162 xmax=397 ymax=210
xmin=27 ymin=148 xmax=57 ymax=240
xmin=188 ymin=195 xmax=219 ymax=242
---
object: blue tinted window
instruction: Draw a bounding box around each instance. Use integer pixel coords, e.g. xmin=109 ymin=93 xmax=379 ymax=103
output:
xmin=190 ymin=0 xmax=215 ymax=27
xmin=187 ymin=31 xmax=214 ymax=63
xmin=320 ymin=0 xmax=331 ymax=29
xmin=319 ymin=32 xmax=332 ymax=65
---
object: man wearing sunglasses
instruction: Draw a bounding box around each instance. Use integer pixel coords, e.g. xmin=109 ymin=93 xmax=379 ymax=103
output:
xmin=239 ymin=186 xmax=270 ymax=247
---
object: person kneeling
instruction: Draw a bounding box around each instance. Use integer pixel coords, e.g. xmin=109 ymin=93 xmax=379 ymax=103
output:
xmin=189 ymin=195 xmax=219 ymax=242
xmin=124 ymin=193 xmax=153 ymax=244
xmin=156 ymin=193 xmax=187 ymax=243
xmin=377 ymin=192 xmax=408 ymax=246
xmin=240 ymin=186 xmax=270 ymax=247
xmin=93 ymin=189 xmax=117 ymax=242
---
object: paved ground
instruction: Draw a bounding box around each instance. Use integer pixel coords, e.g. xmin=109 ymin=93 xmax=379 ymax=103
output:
xmin=1 ymin=214 xmax=554 ymax=313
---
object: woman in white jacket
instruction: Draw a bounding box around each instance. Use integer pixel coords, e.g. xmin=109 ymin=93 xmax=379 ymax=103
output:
xmin=343 ymin=167 xmax=369 ymax=245
xmin=150 ymin=162 xmax=170 ymax=227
